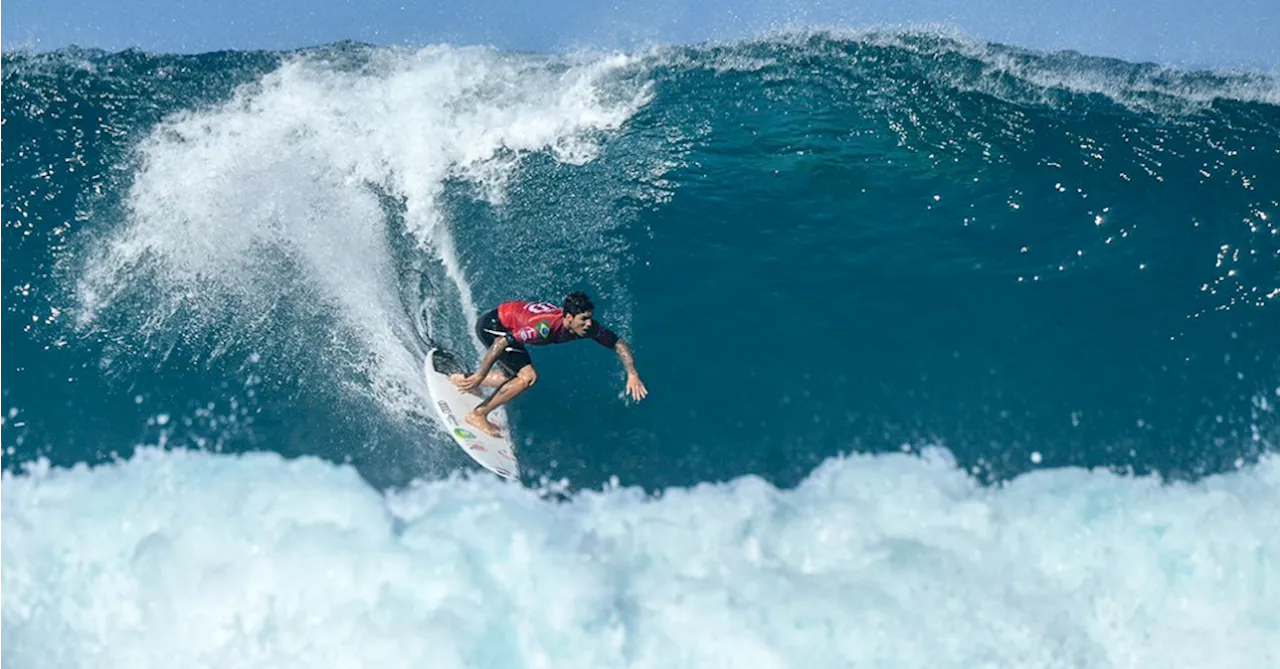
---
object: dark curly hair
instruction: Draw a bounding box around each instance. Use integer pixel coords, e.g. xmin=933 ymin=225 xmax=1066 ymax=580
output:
xmin=562 ymin=291 xmax=595 ymax=316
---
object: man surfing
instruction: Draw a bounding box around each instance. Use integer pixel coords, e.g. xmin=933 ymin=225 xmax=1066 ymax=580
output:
xmin=450 ymin=291 xmax=648 ymax=437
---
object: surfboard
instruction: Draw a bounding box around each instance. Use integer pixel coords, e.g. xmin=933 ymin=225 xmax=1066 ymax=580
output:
xmin=422 ymin=347 xmax=520 ymax=481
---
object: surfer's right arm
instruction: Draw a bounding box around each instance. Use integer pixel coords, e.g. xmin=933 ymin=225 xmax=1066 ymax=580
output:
xmin=456 ymin=336 xmax=509 ymax=391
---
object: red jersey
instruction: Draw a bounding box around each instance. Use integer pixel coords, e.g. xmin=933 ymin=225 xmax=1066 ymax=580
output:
xmin=496 ymin=300 xmax=619 ymax=349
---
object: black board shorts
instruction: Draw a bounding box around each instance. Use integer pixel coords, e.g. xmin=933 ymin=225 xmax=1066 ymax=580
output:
xmin=476 ymin=308 xmax=532 ymax=376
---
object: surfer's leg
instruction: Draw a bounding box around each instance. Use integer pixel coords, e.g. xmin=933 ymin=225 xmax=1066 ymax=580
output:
xmin=467 ymin=365 xmax=536 ymax=437
xmin=481 ymin=368 xmax=510 ymax=388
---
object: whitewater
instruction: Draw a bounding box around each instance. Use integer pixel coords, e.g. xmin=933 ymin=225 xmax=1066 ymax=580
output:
xmin=4 ymin=30 xmax=1279 ymax=669
xmin=4 ymin=446 xmax=1278 ymax=669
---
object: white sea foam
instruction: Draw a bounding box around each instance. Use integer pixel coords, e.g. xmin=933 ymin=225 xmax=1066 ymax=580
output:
xmin=4 ymin=446 xmax=1277 ymax=669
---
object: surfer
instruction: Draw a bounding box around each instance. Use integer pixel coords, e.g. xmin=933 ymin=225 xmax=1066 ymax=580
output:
xmin=450 ymin=291 xmax=648 ymax=437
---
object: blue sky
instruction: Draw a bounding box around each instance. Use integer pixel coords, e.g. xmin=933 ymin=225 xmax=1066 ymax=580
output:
xmin=3 ymin=0 xmax=1278 ymax=70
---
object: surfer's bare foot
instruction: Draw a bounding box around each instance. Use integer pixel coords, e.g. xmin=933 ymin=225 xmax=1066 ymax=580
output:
xmin=465 ymin=410 xmax=503 ymax=437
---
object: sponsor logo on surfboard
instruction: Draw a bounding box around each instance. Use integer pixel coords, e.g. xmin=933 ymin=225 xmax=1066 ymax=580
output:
xmin=467 ymin=443 xmax=486 ymax=451
xmin=454 ymin=427 xmax=476 ymax=440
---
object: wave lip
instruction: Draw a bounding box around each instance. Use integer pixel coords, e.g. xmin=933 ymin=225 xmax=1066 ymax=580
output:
xmin=4 ymin=446 xmax=1278 ymax=668
xmin=662 ymin=30 xmax=1280 ymax=115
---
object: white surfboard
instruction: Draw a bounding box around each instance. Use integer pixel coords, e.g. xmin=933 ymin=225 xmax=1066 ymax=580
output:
xmin=423 ymin=347 xmax=520 ymax=481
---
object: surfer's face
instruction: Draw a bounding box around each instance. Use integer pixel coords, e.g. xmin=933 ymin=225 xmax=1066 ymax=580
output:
xmin=566 ymin=311 xmax=593 ymax=336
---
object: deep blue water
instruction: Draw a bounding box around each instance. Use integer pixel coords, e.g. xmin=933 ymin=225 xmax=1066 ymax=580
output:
xmin=3 ymin=33 xmax=1279 ymax=668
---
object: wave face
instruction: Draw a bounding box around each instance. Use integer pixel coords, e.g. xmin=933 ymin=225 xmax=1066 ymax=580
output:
xmin=2 ymin=32 xmax=1279 ymax=667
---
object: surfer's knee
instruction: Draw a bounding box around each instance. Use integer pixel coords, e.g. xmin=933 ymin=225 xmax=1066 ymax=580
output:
xmin=517 ymin=366 xmax=537 ymax=388
xmin=483 ymin=368 xmax=510 ymax=387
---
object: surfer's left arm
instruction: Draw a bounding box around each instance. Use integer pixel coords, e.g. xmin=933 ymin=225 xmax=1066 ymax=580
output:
xmin=614 ymin=339 xmax=648 ymax=402
xmin=457 ymin=335 xmax=509 ymax=391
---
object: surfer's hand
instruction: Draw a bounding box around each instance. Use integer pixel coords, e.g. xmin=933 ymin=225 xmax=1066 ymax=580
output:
xmin=625 ymin=374 xmax=648 ymax=402
xmin=454 ymin=373 xmax=483 ymax=391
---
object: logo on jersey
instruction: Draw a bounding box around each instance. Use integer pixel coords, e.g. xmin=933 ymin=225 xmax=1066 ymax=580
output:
xmin=516 ymin=326 xmax=537 ymax=342
xmin=525 ymin=302 xmax=558 ymax=314
xmin=537 ymin=321 xmax=551 ymax=339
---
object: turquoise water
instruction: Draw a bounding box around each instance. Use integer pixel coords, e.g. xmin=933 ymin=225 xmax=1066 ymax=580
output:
xmin=4 ymin=33 xmax=1279 ymax=667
